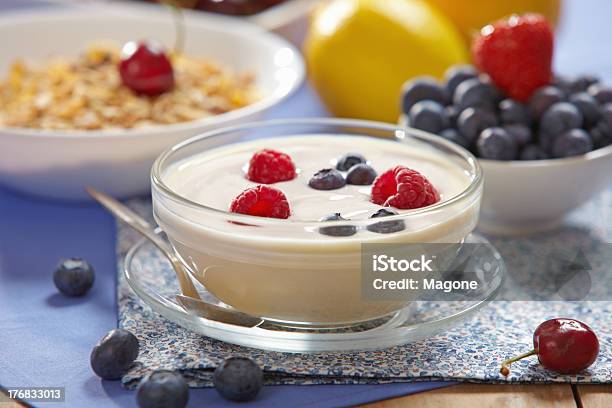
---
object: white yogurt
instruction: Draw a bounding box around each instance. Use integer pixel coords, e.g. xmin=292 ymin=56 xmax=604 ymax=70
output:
xmin=154 ymin=134 xmax=482 ymax=324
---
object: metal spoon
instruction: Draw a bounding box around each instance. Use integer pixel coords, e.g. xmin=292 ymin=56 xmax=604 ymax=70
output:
xmin=85 ymin=187 xmax=263 ymax=328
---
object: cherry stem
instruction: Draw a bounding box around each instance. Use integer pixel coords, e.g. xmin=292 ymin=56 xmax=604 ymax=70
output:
xmin=500 ymin=349 xmax=538 ymax=376
xmin=162 ymin=1 xmax=192 ymax=56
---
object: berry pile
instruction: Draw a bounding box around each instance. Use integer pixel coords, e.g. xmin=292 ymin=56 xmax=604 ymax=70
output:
xmin=229 ymin=149 xmax=440 ymax=235
xmin=401 ymin=14 xmax=612 ymax=160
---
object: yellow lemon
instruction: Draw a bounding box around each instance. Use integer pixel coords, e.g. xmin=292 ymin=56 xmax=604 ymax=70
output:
xmin=426 ymin=0 xmax=561 ymax=44
xmin=305 ymin=0 xmax=467 ymax=122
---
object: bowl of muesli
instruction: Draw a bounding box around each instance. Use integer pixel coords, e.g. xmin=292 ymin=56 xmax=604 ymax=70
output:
xmin=0 ymin=8 xmax=304 ymax=200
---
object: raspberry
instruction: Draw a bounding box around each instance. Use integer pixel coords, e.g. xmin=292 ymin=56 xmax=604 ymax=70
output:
xmin=229 ymin=185 xmax=290 ymax=219
xmin=246 ymin=149 xmax=296 ymax=184
xmin=371 ymin=166 xmax=439 ymax=210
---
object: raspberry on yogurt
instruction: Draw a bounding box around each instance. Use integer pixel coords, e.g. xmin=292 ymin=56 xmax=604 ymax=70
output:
xmin=246 ymin=149 xmax=296 ymax=184
xmin=230 ymin=185 xmax=290 ymax=219
xmin=371 ymin=166 xmax=440 ymax=209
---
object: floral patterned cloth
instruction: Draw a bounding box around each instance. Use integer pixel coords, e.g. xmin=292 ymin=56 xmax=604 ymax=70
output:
xmin=117 ymin=191 xmax=611 ymax=389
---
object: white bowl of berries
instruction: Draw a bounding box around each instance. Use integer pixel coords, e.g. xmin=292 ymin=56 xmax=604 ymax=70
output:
xmin=399 ymin=14 xmax=612 ymax=235
xmin=0 ymin=7 xmax=304 ymax=200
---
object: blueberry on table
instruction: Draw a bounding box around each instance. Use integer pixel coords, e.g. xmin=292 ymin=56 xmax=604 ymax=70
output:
xmin=213 ymin=357 xmax=263 ymax=402
xmin=457 ymin=107 xmax=498 ymax=144
xmin=520 ymin=144 xmax=549 ymax=160
xmin=539 ymin=102 xmax=583 ymax=136
xmin=346 ymin=164 xmax=377 ymax=185
xmin=569 ymin=92 xmax=601 ymax=128
xmin=499 ymin=99 xmax=531 ymax=125
xmin=453 ymin=78 xmax=496 ymax=111
xmin=400 ymin=76 xmax=449 ymax=114
xmin=503 ymin=124 xmax=533 ymax=147
xmin=588 ymin=83 xmax=612 ymax=105
xmin=408 ymin=100 xmax=449 ymax=134
xmin=367 ymin=208 xmax=405 ymax=234
xmin=444 ymin=64 xmax=477 ymax=97
xmin=529 ymin=86 xmax=565 ymax=120
xmin=318 ymin=213 xmax=358 ymax=237
xmin=439 ymin=128 xmax=470 ymax=149
xmin=308 ymin=168 xmax=345 ymax=190
xmin=336 ymin=153 xmax=366 ymax=171
xmin=90 ymin=329 xmax=139 ymax=380
xmin=552 ymin=129 xmax=593 ymax=158
xmin=136 ymin=370 xmax=189 ymax=408
xmin=476 ymin=127 xmax=518 ymax=160
xmin=53 ymin=258 xmax=94 ymax=297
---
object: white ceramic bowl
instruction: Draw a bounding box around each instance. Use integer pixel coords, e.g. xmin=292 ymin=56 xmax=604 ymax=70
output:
xmin=398 ymin=115 xmax=612 ymax=235
xmin=478 ymin=145 xmax=612 ymax=235
xmin=0 ymin=7 xmax=304 ymax=200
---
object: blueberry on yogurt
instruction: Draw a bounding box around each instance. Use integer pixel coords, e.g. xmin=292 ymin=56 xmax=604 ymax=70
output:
xmin=335 ymin=153 xmax=366 ymax=171
xmin=346 ymin=163 xmax=377 ymax=185
xmin=366 ymin=208 xmax=405 ymax=234
xmin=318 ymin=213 xmax=357 ymax=237
xmin=309 ymin=169 xmax=345 ymax=190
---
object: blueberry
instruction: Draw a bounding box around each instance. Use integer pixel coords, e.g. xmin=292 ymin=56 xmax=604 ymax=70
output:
xmin=587 ymin=83 xmax=612 ymax=105
xmin=590 ymin=123 xmax=612 ymax=148
xmin=90 ymin=329 xmax=139 ymax=380
xmin=499 ymin=99 xmax=531 ymax=125
xmin=408 ymin=100 xmax=450 ymax=134
xmin=366 ymin=208 xmax=405 ymax=234
xmin=308 ymin=169 xmax=345 ymax=190
xmin=478 ymin=74 xmax=505 ymax=103
xmin=457 ymin=107 xmax=498 ymax=144
xmin=445 ymin=105 xmax=459 ymax=127
xmin=401 ymin=77 xmax=448 ymax=114
xmin=503 ymin=124 xmax=532 ymax=147
xmin=520 ymin=144 xmax=549 ymax=160
xmin=538 ymin=130 xmax=557 ymax=153
xmin=136 ymin=370 xmax=189 ymax=408
xmin=453 ymin=78 xmax=496 ymax=111
xmin=346 ymin=164 xmax=377 ymax=185
xmin=599 ymin=103 xmax=612 ymax=129
xmin=551 ymin=129 xmax=593 ymax=158
xmin=318 ymin=213 xmax=357 ymax=237
xmin=570 ymin=75 xmax=599 ymax=93
xmin=540 ymin=102 xmax=583 ymax=136
xmin=439 ymin=128 xmax=470 ymax=149
xmin=53 ymin=258 xmax=94 ymax=297
xmin=529 ymin=86 xmax=565 ymax=120
xmin=213 ymin=357 xmax=263 ymax=402
xmin=552 ymin=75 xmax=573 ymax=94
xmin=569 ymin=92 xmax=601 ymax=128
xmin=336 ymin=153 xmax=366 ymax=171
xmin=476 ymin=127 xmax=518 ymax=160
xmin=444 ymin=64 xmax=478 ymax=97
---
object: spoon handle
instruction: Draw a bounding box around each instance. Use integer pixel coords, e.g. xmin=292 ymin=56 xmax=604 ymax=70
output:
xmin=85 ymin=187 xmax=201 ymax=299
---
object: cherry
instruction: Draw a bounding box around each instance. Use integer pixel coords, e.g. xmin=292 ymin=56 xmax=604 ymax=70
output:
xmin=500 ymin=318 xmax=599 ymax=376
xmin=118 ymin=41 xmax=174 ymax=96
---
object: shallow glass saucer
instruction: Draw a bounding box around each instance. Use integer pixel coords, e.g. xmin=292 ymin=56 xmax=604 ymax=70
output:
xmin=124 ymin=232 xmax=505 ymax=353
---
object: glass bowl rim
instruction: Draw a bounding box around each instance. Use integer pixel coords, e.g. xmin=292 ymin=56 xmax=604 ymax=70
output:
xmin=151 ymin=118 xmax=483 ymax=226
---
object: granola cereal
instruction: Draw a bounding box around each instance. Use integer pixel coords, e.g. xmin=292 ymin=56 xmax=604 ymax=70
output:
xmin=0 ymin=44 xmax=259 ymax=130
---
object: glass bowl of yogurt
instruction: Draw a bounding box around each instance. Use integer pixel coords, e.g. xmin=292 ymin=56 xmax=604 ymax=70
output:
xmin=151 ymin=118 xmax=483 ymax=327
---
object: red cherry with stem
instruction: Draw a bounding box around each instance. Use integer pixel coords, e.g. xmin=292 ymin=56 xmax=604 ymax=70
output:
xmin=500 ymin=318 xmax=599 ymax=376
xmin=118 ymin=41 xmax=174 ymax=96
